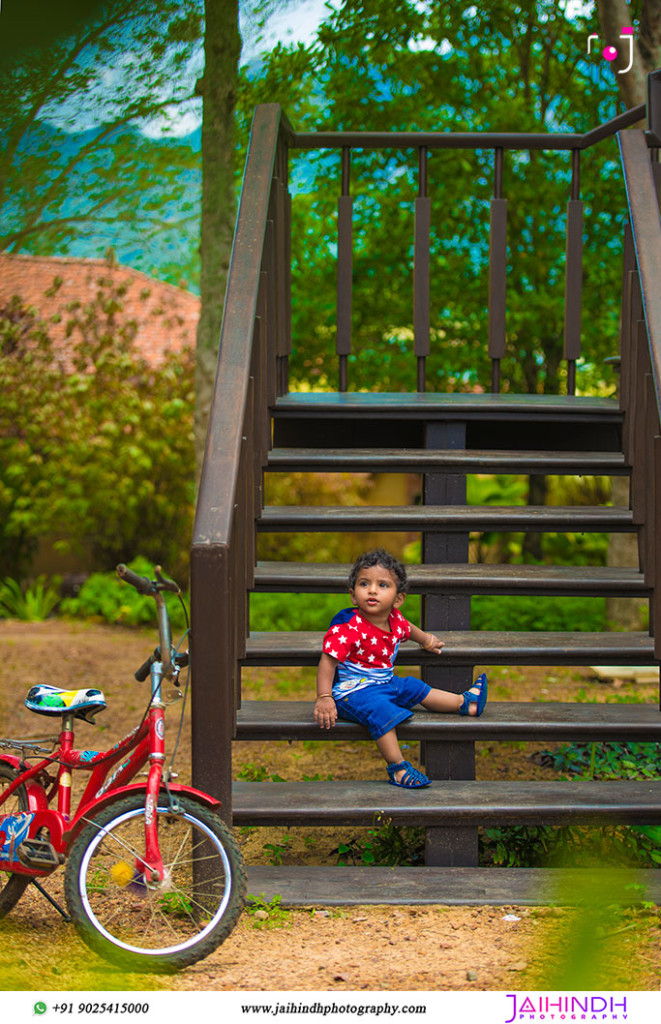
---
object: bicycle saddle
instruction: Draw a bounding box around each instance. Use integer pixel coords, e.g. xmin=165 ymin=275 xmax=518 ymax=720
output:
xmin=25 ymin=685 xmax=107 ymax=724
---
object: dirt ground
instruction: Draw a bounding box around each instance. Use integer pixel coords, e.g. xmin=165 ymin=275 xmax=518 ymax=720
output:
xmin=1 ymin=619 xmax=661 ymax=992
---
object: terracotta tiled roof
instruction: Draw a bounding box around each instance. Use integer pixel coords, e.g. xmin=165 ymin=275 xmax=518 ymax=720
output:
xmin=0 ymin=253 xmax=199 ymax=364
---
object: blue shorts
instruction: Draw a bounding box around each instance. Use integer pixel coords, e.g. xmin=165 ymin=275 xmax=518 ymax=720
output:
xmin=335 ymin=676 xmax=431 ymax=740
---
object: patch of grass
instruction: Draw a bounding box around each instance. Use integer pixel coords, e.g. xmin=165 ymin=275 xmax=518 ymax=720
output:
xmin=236 ymin=762 xmax=286 ymax=782
xmin=245 ymin=892 xmax=291 ymax=929
xmin=0 ymin=918 xmax=166 ymax=990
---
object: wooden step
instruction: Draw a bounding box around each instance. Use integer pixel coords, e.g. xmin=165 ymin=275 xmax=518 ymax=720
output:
xmin=253 ymin=562 xmax=649 ymax=596
xmin=233 ymin=779 xmax=661 ymax=827
xmin=273 ymin=392 xmax=621 ymax=423
xmin=246 ymin=866 xmax=661 ymax=907
xmin=267 ymin=447 xmax=629 ymax=475
xmin=243 ymin=630 xmax=655 ymax=667
xmin=258 ymin=504 xmax=634 ymax=532
xmin=236 ymin=700 xmax=661 ymax=742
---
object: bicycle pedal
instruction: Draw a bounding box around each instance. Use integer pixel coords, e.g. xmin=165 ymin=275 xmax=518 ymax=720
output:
xmin=17 ymin=839 xmax=61 ymax=868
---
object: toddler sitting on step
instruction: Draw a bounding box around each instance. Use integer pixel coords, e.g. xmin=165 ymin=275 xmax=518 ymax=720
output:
xmin=313 ymin=548 xmax=487 ymax=788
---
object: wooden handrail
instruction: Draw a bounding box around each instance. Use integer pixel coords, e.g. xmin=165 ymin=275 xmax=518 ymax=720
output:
xmin=619 ymin=129 xmax=661 ymax=416
xmin=191 ymin=104 xmax=291 ymax=817
xmin=291 ymin=104 xmax=646 ymax=152
xmin=195 ymin=104 xmax=288 ymax=546
xmin=617 ymin=128 xmax=661 ymax=675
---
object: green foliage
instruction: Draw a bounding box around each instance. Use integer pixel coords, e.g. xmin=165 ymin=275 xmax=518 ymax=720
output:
xmin=60 ymin=557 xmax=188 ymax=629
xmin=0 ymin=574 xmax=61 ymax=620
xmin=0 ymin=279 xmax=195 ymax=579
xmin=471 ymin=595 xmax=606 ymax=632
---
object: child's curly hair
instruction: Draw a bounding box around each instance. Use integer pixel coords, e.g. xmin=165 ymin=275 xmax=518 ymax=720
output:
xmin=348 ymin=548 xmax=408 ymax=594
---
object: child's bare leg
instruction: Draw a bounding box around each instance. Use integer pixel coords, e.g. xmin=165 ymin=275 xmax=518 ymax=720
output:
xmin=376 ymin=729 xmax=408 ymax=782
xmin=421 ymin=680 xmax=484 ymax=717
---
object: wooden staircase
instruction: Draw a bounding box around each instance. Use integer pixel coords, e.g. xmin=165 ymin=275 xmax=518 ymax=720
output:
xmin=190 ymin=95 xmax=661 ymax=905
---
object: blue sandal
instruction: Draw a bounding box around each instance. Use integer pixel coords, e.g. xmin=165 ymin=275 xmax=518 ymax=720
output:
xmin=386 ymin=760 xmax=431 ymax=788
xmin=459 ymin=672 xmax=488 ymax=716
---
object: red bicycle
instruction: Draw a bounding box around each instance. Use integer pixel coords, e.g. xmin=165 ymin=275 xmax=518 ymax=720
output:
xmin=0 ymin=564 xmax=245 ymax=972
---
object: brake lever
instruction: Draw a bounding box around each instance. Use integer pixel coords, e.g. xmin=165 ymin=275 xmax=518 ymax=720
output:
xmin=154 ymin=565 xmax=180 ymax=595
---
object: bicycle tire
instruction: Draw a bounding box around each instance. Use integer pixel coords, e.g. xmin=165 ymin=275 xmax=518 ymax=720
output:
xmin=64 ymin=792 xmax=246 ymax=972
xmin=0 ymin=762 xmax=31 ymax=917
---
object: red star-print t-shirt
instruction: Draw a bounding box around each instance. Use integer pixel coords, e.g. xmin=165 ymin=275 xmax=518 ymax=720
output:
xmin=322 ymin=607 xmax=411 ymax=695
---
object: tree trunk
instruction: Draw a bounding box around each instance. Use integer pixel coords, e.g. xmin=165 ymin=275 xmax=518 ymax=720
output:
xmin=195 ymin=0 xmax=242 ymax=476
xmin=595 ymin=0 xmax=661 ymax=109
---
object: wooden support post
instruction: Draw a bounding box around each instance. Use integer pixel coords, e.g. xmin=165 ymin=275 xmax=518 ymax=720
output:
xmin=190 ymin=544 xmax=234 ymax=825
xmin=422 ymin=421 xmax=477 ymax=867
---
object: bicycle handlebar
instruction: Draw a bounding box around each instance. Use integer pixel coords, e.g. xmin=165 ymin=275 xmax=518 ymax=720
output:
xmin=116 ymin=564 xmax=180 ymax=596
xmin=116 ymin=564 xmax=154 ymax=594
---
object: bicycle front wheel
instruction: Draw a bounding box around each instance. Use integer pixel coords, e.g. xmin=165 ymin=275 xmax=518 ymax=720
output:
xmin=0 ymin=762 xmax=31 ymax=918
xmin=64 ymin=793 xmax=246 ymax=972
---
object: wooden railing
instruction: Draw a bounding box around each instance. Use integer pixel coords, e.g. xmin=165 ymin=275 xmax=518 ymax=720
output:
xmin=291 ymin=105 xmax=645 ymax=394
xmin=190 ymin=105 xmax=291 ymax=813
xmin=618 ymin=125 xmax=661 ymax=680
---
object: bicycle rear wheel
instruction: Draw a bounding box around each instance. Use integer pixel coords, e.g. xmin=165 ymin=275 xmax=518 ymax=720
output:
xmin=64 ymin=793 xmax=246 ymax=972
xmin=0 ymin=762 xmax=31 ymax=917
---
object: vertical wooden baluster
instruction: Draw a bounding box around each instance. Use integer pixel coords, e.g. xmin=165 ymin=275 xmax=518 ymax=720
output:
xmin=489 ymin=148 xmax=507 ymax=393
xmin=414 ymin=146 xmax=431 ymax=393
xmin=564 ymin=149 xmax=583 ymax=395
xmin=337 ymin=147 xmax=352 ymax=391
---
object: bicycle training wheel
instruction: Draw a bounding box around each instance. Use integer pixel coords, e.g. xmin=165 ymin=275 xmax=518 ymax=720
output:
xmin=0 ymin=762 xmax=31 ymax=917
xmin=64 ymin=793 xmax=246 ymax=972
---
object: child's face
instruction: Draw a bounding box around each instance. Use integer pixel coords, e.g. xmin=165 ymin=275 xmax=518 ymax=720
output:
xmin=349 ymin=564 xmax=405 ymax=621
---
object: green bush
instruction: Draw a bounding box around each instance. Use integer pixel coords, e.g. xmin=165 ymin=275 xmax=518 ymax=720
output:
xmin=60 ymin=557 xmax=188 ymax=630
xmin=471 ymin=594 xmax=606 ymax=632
xmin=0 ymin=281 xmax=194 ymax=581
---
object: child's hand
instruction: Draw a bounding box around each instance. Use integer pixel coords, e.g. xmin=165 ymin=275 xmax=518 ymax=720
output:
xmin=314 ymin=695 xmax=337 ymax=729
xmin=419 ymin=632 xmax=444 ymax=655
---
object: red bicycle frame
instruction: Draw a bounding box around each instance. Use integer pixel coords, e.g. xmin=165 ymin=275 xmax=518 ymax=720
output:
xmin=0 ymin=581 xmax=219 ymax=882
